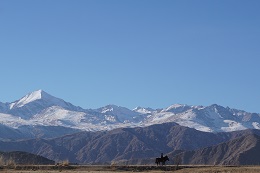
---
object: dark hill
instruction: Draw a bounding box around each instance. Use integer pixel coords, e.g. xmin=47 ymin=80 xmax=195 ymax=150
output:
xmin=175 ymin=134 xmax=260 ymax=165
xmin=0 ymin=151 xmax=55 ymax=165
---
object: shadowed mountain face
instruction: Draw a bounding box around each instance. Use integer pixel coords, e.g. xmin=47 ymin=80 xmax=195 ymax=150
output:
xmin=0 ymin=122 xmax=259 ymax=165
xmin=0 ymin=124 xmax=23 ymax=140
xmin=0 ymin=151 xmax=55 ymax=165
xmin=175 ymin=134 xmax=260 ymax=165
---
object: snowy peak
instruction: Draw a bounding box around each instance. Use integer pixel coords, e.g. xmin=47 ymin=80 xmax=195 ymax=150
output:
xmin=133 ymin=106 xmax=154 ymax=114
xmin=98 ymin=104 xmax=136 ymax=114
xmin=96 ymin=104 xmax=141 ymax=123
xmin=98 ymin=104 xmax=119 ymax=113
xmin=10 ymin=90 xmax=42 ymax=109
xmin=9 ymin=90 xmax=56 ymax=109
xmin=8 ymin=90 xmax=83 ymax=120
xmin=162 ymin=104 xmax=191 ymax=114
xmin=98 ymin=104 xmax=122 ymax=113
xmin=7 ymin=90 xmax=74 ymax=119
xmin=208 ymin=104 xmax=225 ymax=110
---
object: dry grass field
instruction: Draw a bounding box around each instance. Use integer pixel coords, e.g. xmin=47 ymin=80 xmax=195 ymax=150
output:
xmin=1 ymin=165 xmax=260 ymax=173
xmin=174 ymin=166 xmax=260 ymax=173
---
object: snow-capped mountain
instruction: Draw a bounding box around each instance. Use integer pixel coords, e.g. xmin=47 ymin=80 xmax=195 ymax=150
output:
xmin=6 ymin=90 xmax=83 ymax=119
xmin=0 ymin=90 xmax=260 ymax=135
xmin=10 ymin=90 xmax=67 ymax=109
xmin=133 ymin=106 xmax=154 ymax=114
xmin=145 ymin=104 xmax=260 ymax=132
xmin=96 ymin=104 xmax=143 ymax=123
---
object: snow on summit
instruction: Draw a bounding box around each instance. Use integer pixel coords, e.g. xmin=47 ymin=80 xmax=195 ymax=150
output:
xmin=9 ymin=89 xmax=75 ymax=111
xmin=10 ymin=90 xmax=44 ymax=109
xmin=1 ymin=90 xmax=260 ymax=132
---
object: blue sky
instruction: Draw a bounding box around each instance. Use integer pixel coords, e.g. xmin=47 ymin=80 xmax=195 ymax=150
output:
xmin=0 ymin=0 xmax=260 ymax=113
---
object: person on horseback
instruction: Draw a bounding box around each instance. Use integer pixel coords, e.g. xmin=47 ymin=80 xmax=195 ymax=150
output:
xmin=155 ymin=153 xmax=169 ymax=166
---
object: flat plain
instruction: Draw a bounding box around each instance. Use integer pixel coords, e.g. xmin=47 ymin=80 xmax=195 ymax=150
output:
xmin=1 ymin=165 xmax=260 ymax=173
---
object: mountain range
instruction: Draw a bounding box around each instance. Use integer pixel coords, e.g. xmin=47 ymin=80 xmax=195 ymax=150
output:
xmin=0 ymin=90 xmax=260 ymax=165
xmin=0 ymin=90 xmax=259 ymax=140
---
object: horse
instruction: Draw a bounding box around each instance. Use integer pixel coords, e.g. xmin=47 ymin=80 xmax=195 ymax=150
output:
xmin=155 ymin=155 xmax=169 ymax=166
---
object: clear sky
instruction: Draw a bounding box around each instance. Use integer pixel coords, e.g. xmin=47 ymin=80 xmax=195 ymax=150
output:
xmin=0 ymin=0 xmax=259 ymax=113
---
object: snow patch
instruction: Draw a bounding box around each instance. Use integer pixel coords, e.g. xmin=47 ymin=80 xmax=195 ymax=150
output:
xmin=252 ymin=122 xmax=260 ymax=129
xmin=133 ymin=107 xmax=153 ymax=114
xmin=221 ymin=120 xmax=247 ymax=132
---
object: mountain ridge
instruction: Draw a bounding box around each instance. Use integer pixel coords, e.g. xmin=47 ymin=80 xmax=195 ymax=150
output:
xmin=0 ymin=90 xmax=259 ymax=135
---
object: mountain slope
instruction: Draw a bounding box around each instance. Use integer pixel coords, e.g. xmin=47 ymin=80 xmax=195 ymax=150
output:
xmin=175 ymin=134 xmax=260 ymax=165
xmin=0 ymin=124 xmax=23 ymax=140
xmin=1 ymin=122 xmax=259 ymax=164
